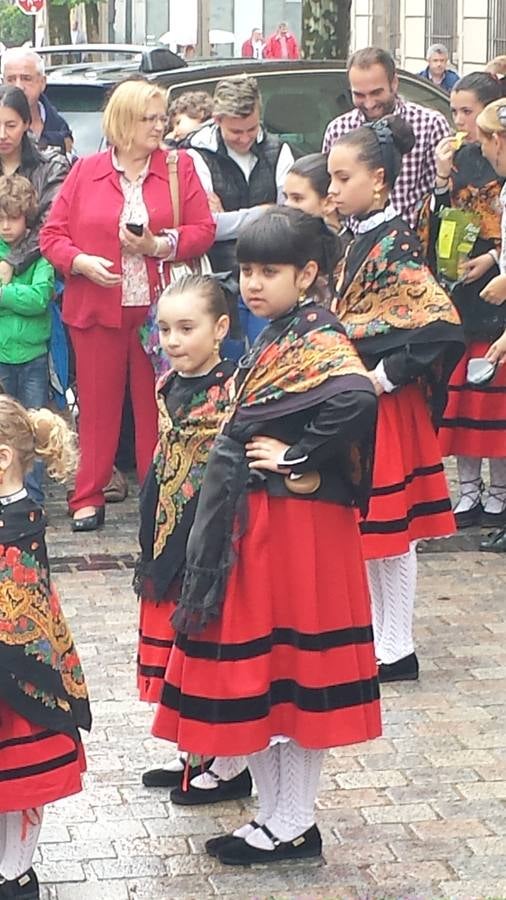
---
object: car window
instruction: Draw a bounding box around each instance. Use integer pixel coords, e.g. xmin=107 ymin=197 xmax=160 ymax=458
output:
xmin=166 ymin=68 xmax=449 ymax=154
xmin=398 ymin=76 xmax=451 ymax=121
xmin=45 ymin=84 xmax=105 ymax=156
xmin=167 ymin=70 xmax=351 ymax=155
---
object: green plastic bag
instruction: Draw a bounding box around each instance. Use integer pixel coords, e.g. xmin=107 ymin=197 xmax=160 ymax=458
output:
xmin=436 ymin=208 xmax=480 ymax=282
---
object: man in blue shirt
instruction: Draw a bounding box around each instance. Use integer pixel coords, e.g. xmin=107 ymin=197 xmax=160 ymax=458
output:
xmin=419 ymin=44 xmax=459 ymax=93
xmin=1 ymin=47 xmax=73 ymax=153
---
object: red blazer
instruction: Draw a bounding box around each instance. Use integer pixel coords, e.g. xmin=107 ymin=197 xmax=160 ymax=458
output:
xmin=40 ymin=147 xmax=215 ymax=330
xmin=265 ymin=33 xmax=300 ymax=59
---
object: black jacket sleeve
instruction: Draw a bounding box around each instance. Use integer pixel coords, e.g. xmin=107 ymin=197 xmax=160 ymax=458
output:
xmin=282 ymin=385 xmax=377 ymax=472
xmin=382 ymin=341 xmax=449 ymax=387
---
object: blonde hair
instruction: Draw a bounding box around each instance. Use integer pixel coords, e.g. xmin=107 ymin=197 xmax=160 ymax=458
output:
xmin=0 ymin=396 xmax=77 ymax=482
xmin=485 ymin=56 xmax=506 ymax=77
xmin=476 ymin=98 xmax=506 ymax=135
xmin=103 ymin=79 xmax=168 ymax=151
xmin=213 ymin=75 xmax=261 ymax=118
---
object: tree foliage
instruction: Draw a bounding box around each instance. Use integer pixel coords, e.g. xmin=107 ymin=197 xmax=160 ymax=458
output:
xmin=0 ymin=1 xmax=32 ymax=47
xmin=301 ymin=0 xmax=352 ymax=60
xmin=46 ymin=0 xmax=101 ymax=45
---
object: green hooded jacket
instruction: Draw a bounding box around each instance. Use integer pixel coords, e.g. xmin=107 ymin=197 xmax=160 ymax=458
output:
xmin=0 ymin=237 xmax=55 ymax=364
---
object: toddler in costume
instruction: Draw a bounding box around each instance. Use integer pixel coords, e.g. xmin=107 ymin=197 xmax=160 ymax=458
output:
xmin=0 ymin=397 xmax=91 ymax=899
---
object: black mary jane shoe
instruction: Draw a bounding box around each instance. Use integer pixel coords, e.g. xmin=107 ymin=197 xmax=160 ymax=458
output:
xmin=378 ymin=652 xmax=419 ymax=683
xmin=480 ymin=527 xmax=506 ymax=553
xmin=217 ymin=823 xmax=323 ymax=867
xmin=454 ymin=502 xmax=483 ymax=530
xmin=170 ymin=767 xmax=252 ymax=806
xmin=142 ymin=757 xmax=213 ymax=788
xmin=0 ymin=867 xmax=40 ymax=899
xmin=71 ymin=506 xmax=105 ymax=533
xmin=205 ymin=821 xmax=260 ymax=857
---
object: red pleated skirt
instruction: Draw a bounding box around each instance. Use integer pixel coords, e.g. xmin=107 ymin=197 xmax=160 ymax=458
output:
xmin=152 ymin=493 xmax=381 ymax=757
xmin=137 ymin=590 xmax=177 ymax=703
xmin=360 ymin=383 xmax=455 ymax=560
xmin=439 ymin=340 xmax=506 ymax=459
xmin=0 ymin=698 xmax=86 ymax=813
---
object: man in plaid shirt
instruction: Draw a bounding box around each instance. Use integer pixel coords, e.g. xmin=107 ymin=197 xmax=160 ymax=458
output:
xmin=322 ymin=47 xmax=451 ymax=229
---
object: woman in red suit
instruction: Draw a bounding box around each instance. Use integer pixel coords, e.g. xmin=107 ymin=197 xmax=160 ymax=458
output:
xmin=41 ymin=79 xmax=215 ymax=532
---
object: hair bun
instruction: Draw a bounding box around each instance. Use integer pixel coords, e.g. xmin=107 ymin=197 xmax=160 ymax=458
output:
xmin=28 ymin=408 xmax=77 ymax=482
xmin=383 ymin=114 xmax=416 ymax=156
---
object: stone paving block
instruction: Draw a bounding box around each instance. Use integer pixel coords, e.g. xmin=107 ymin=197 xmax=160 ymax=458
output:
xmin=410 ymin=818 xmax=493 ymax=841
xmin=324 ymin=838 xmax=395 ymax=865
xmin=457 ymin=781 xmax=506 ymax=800
xmin=41 ymin=840 xmax=116 ymax=862
xmin=362 ymin=803 xmax=437 ymax=824
xmin=389 ymin=838 xmax=471 ymax=863
xmin=144 ymin=815 xmax=219 ymax=837
xmin=384 ymin=783 xmax=460 ymax=805
xmin=68 ymin=820 xmax=148 ymax=841
xmin=448 ymin=853 xmax=506 ymax=881
xmin=38 ymin=824 xmax=71 ymax=844
xmin=113 ymin=836 xmax=187 ymax=858
xmin=403 ymin=766 xmax=480 ymax=785
xmin=334 ymin=823 xmax=410 ymax=843
xmin=317 ymin=788 xmax=388 ymax=809
xmin=440 ymin=879 xmax=506 ymax=899
xmin=127 ymin=876 xmax=215 ymax=899
xmin=56 ymin=883 xmax=129 ymax=900
xmin=466 ymin=835 xmax=506 ymax=856
xmin=369 ymin=860 xmax=452 ymax=885
xmin=335 ymin=769 xmax=407 ymax=789
xmin=89 ymin=856 xmax=167 ymax=879
xmin=38 ymin=862 xmax=86 ymax=884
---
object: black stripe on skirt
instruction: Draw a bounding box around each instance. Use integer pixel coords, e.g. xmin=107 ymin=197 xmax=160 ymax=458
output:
xmin=0 ymin=749 xmax=79 ymax=782
xmin=361 ymin=498 xmax=452 ymax=535
xmin=174 ymin=624 xmax=374 ymax=661
xmin=441 ymin=416 xmax=506 ymax=430
xmin=160 ymin=676 xmax=380 ymax=724
xmin=370 ymin=464 xmax=444 ymax=497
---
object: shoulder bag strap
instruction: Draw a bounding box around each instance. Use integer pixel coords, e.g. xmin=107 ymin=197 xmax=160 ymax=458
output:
xmin=167 ymin=150 xmax=180 ymax=228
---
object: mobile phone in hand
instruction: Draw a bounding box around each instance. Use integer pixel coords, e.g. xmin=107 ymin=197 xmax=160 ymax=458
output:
xmin=126 ymin=223 xmax=144 ymax=236
xmin=467 ymin=357 xmax=497 ymax=385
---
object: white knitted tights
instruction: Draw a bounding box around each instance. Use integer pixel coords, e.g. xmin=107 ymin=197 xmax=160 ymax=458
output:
xmin=0 ymin=808 xmax=43 ymax=881
xmin=366 ymin=544 xmax=417 ymax=664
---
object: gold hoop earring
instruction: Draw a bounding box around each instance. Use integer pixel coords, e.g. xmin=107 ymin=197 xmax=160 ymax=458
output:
xmin=298 ymin=289 xmax=307 ymax=304
xmin=373 ymin=189 xmax=382 ymax=205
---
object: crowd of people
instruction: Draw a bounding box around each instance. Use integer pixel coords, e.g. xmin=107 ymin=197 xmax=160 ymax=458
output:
xmin=0 ymin=39 xmax=505 ymax=898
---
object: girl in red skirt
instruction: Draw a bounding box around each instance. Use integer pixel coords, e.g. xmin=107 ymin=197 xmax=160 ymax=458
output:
xmin=425 ymin=73 xmax=506 ymax=528
xmin=329 ymin=116 xmax=464 ymax=683
xmin=0 ymin=397 xmax=90 ymax=899
xmin=152 ymin=207 xmax=381 ymax=865
xmin=476 ymin=98 xmax=506 ymax=551
xmin=137 ymin=275 xmax=253 ymax=805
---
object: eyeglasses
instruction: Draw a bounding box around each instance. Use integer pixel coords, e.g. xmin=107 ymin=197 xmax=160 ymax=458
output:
xmin=498 ymin=106 xmax=506 ymax=128
xmin=140 ymin=114 xmax=170 ymax=128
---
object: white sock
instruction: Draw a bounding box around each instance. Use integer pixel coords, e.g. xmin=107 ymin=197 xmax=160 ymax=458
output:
xmin=366 ymin=545 xmax=417 ymax=665
xmin=366 ymin=557 xmax=384 ymax=653
xmin=189 ymin=755 xmax=246 ymax=790
xmin=237 ymin=744 xmax=280 ymax=837
xmin=0 ymin=808 xmax=43 ymax=881
xmin=245 ymin=741 xmax=324 ymax=849
xmin=454 ymin=456 xmax=482 ymax=513
xmin=483 ymin=459 xmax=506 ymax=514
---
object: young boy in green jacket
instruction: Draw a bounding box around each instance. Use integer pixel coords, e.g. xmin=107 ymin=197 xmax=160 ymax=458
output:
xmin=0 ymin=174 xmax=55 ymax=505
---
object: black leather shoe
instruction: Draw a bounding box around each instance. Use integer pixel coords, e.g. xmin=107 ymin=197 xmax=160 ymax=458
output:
xmin=481 ymin=508 xmax=506 ymax=528
xmin=71 ymin=506 xmax=105 ymax=533
xmin=0 ymin=867 xmax=40 ymax=898
xmin=142 ymin=758 xmax=213 ymax=788
xmin=378 ymin=652 xmax=419 ymax=683
xmin=217 ymin=823 xmax=322 ymax=866
xmin=454 ymin=502 xmax=482 ymax=529
xmin=205 ymin=821 xmax=260 ymax=857
xmin=480 ymin=528 xmax=506 ymax=552
xmin=170 ymin=767 xmax=252 ymax=806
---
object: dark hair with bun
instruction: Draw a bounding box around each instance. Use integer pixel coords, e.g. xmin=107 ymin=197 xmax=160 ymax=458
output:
xmin=236 ymin=206 xmax=341 ymax=288
xmin=335 ymin=114 xmax=415 ymax=189
xmin=288 ymin=153 xmax=330 ymax=199
xmin=453 ymin=71 xmax=504 ymax=105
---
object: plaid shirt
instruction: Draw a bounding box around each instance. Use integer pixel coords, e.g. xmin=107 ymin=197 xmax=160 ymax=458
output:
xmin=323 ymin=97 xmax=451 ymax=229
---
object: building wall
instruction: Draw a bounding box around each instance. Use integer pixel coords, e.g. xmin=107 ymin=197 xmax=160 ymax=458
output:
xmin=350 ymin=0 xmax=494 ymax=73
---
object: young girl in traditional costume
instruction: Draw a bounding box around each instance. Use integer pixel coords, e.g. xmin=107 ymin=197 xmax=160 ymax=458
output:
xmin=0 ymin=398 xmax=90 ymax=900
xmin=137 ymin=275 xmax=252 ymax=806
xmin=422 ymin=73 xmax=506 ymax=529
xmin=476 ymin=98 xmax=506 ymax=551
xmin=329 ymin=115 xmax=464 ymax=683
xmin=151 ymin=206 xmax=381 ymax=866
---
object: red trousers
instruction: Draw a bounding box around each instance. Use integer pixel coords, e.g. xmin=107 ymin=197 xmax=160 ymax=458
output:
xmin=69 ymin=307 xmax=157 ymax=511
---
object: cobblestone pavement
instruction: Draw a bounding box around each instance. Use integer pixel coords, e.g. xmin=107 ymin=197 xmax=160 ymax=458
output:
xmin=34 ymin=476 xmax=506 ymax=900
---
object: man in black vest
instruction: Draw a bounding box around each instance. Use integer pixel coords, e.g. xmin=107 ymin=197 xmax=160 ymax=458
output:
xmin=188 ymin=75 xmax=294 ymax=275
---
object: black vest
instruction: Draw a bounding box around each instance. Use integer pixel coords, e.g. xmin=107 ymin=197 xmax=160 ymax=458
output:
xmin=195 ymin=129 xmax=282 ymax=273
